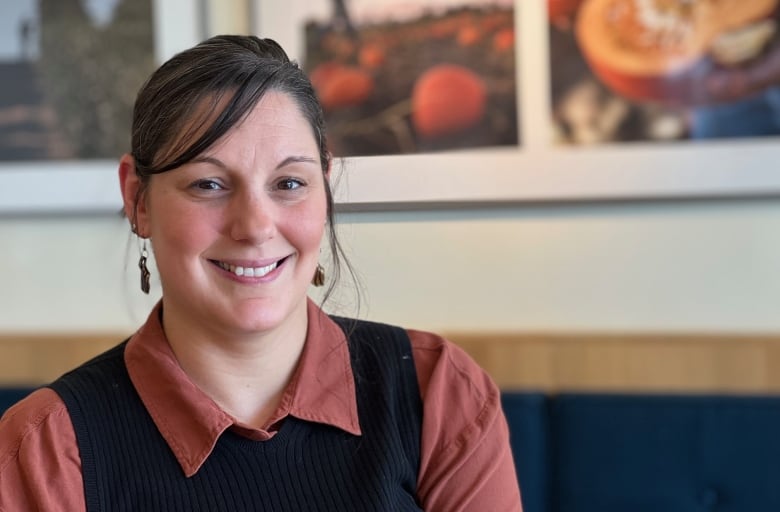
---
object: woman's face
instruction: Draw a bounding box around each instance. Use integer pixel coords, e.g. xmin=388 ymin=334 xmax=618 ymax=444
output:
xmin=127 ymin=91 xmax=328 ymax=338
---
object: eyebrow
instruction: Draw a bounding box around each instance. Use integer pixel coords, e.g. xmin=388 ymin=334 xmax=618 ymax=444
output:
xmin=190 ymin=155 xmax=318 ymax=171
xmin=275 ymin=155 xmax=318 ymax=170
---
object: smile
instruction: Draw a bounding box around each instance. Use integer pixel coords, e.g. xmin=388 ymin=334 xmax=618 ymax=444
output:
xmin=214 ymin=260 xmax=280 ymax=277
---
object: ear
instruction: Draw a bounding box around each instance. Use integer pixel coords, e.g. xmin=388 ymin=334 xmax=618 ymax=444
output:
xmin=118 ymin=153 xmax=150 ymax=237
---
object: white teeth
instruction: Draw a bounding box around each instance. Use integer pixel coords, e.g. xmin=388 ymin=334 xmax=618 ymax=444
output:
xmin=218 ymin=261 xmax=278 ymax=278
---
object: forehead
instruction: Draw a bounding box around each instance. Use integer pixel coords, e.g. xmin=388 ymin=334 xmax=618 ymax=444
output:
xmin=207 ymin=91 xmax=318 ymax=153
xmin=240 ymin=91 xmax=310 ymax=129
xmin=191 ymin=89 xmax=310 ymax=137
xmin=176 ymin=93 xmax=324 ymax=182
xmin=160 ymin=89 xmax=316 ymax=166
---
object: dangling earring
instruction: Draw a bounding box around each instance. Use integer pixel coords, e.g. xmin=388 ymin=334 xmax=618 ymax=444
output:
xmin=312 ymin=263 xmax=325 ymax=287
xmin=138 ymin=239 xmax=151 ymax=294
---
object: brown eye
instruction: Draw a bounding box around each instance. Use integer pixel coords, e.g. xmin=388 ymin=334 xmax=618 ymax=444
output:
xmin=193 ymin=179 xmax=223 ymax=191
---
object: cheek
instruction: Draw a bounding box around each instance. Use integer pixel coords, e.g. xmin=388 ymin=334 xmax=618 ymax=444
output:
xmin=149 ymin=201 xmax=221 ymax=260
xmin=283 ymin=202 xmax=328 ymax=255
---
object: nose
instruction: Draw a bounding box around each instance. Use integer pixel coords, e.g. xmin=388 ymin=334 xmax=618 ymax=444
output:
xmin=228 ymin=189 xmax=276 ymax=244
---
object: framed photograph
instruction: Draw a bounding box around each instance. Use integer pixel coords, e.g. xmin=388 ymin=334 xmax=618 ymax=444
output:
xmin=549 ymin=0 xmax=780 ymax=145
xmin=1 ymin=0 xmax=204 ymax=214
xmin=300 ymin=0 xmax=518 ymax=157
xmin=257 ymin=0 xmax=780 ymax=209
xmin=6 ymin=1 xmax=780 ymax=214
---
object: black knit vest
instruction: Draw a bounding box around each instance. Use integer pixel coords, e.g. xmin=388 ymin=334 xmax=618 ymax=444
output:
xmin=49 ymin=317 xmax=423 ymax=511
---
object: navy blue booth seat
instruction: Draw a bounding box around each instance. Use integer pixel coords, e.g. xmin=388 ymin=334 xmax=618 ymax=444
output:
xmin=502 ymin=393 xmax=551 ymax=512
xmin=503 ymin=392 xmax=780 ymax=512
xmin=0 ymin=388 xmax=35 ymax=417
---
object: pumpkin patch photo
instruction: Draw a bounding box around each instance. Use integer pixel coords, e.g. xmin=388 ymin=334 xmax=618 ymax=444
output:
xmin=549 ymin=0 xmax=780 ymax=144
xmin=303 ymin=0 xmax=519 ymax=156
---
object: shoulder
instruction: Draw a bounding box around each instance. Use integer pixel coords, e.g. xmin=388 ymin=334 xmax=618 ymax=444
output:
xmin=332 ymin=315 xmax=501 ymax=429
xmin=407 ymin=328 xmax=499 ymax=404
xmin=0 ymin=388 xmax=84 ymax=510
xmin=0 ymin=388 xmax=73 ymax=471
xmin=405 ymin=330 xmax=522 ymax=509
xmin=330 ymin=315 xmax=417 ymax=363
xmin=332 ymin=317 xmax=497 ymax=401
xmin=406 ymin=328 xmax=503 ymax=451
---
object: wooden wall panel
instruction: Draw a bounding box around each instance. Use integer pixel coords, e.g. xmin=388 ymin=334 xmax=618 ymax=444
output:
xmin=448 ymin=333 xmax=780 ymax=393
xmin=2 ymin=332 xmax=780 ymax=392
xmin=0 ymin=335 xmax=120 ymax=385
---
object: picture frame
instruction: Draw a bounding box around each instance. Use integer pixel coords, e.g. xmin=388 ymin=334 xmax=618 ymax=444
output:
xmin=1 ymin=0 xmax=205 ymax=215
xmin=255 ymin=0 xmax=780 ymax=210
xmin=5 ymin=0 xmax=780 ymax=215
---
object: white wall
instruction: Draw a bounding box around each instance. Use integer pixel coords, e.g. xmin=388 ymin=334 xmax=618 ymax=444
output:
xmin=2 ymin=197 xmax=780 ymax=334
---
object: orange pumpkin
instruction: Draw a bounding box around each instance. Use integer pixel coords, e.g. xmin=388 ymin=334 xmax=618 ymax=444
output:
xmin=576 ymin=0 xmax=778 ymax=104
xmin=493 ymin=28 xmax=515 ymax=52
xmin=359 ymin=44 xmax=386 ymax=69
xmin=457 ymin=25 xmax=483 ymax=47
xmin=309 ymin=61 xmax=343 ymax=92
xmin=411 ymin=64 xmax=487 ymax=138
xmin=311 ymin=65 xmax=374 ymax=111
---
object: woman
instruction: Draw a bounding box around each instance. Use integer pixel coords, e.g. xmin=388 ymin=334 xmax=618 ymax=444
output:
xmin=0 ymin=35 xmax=522 ymax=511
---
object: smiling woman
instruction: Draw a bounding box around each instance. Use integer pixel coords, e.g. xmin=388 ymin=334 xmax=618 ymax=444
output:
xmin=121 ymin=91 xmax=328 ymax=341
xmin=0 ymin=35 xmax=522 ymax=511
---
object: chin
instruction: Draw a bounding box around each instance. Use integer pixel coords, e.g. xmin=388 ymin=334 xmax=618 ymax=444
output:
xmin=222 ymin=299 xmax=303 ymax=336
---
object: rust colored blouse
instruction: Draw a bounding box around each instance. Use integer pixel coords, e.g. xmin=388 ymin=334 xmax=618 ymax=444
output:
xmin=0 ymin=300 xmax=522 ymax=511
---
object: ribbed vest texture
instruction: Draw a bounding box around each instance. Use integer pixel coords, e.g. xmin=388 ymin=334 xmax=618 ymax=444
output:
xmin=49 ymin=317 xmax=423 ymax=512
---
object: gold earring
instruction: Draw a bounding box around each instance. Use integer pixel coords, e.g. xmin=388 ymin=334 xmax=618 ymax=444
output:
xmin=139 ymin=239 xmax=151 ymax=294
xmin=312 ymin=264 xmax=325 ymax=287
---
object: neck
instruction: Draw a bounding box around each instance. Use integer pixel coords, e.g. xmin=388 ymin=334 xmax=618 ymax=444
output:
xmin=160 ymin=300 xmax=309 ymax=429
